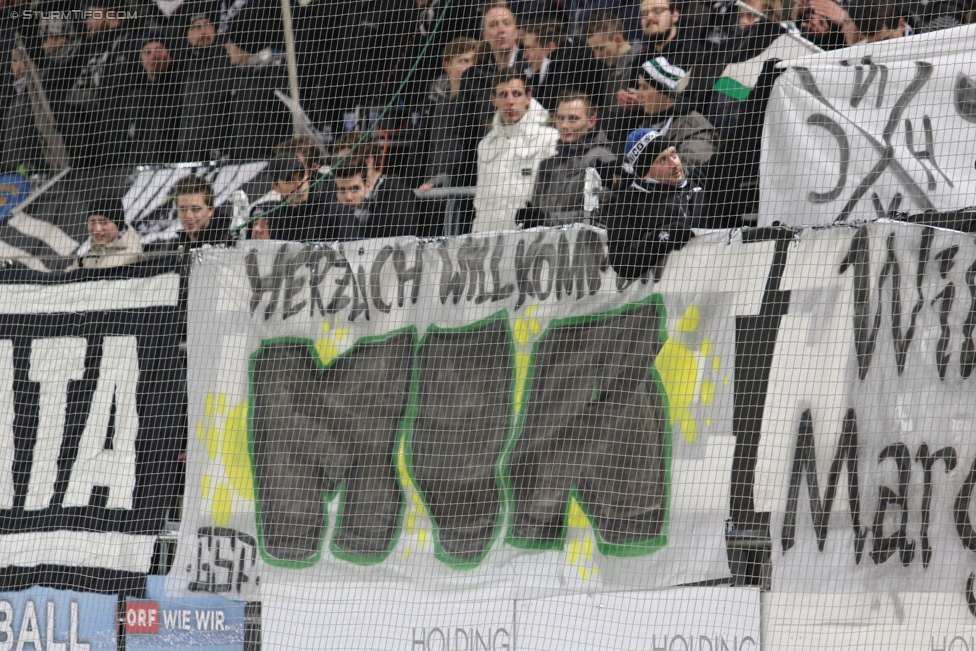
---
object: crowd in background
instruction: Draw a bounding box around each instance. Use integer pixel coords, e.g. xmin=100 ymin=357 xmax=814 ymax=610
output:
xmin=0 ymin=0 xmax=972 ymax=271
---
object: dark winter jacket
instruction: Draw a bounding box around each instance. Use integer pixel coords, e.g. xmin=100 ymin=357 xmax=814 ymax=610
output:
xmin=174 ymin=214 xmax=232 ymax=249
xmin=525 ymin=130 xmax=618 ymax=227
xmin=352 ymin=174 xmax=420 ymax=240
xmin=265 ymin=181 xmax=358 ymax=242
xmin=604 ymin=175 xmax=700 ymax=279
xmin=178 ymin=44 xmax=235 ymax=162
xmin=63 ymin=28 xmax=130 ymax=167
xmin=2 ymin=41 xmax=82 ymax=173
xmin=121 ymin=67 xmax=183 ymax=165
xmin=523 ymin=42 xmax=603 ymax=112
xmin=225 ymin=49 xmax=291 ymax=161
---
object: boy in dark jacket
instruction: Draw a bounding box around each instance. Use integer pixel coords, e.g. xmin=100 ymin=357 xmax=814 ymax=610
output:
xmin=606 ymin=127 xmax=697 ymax=279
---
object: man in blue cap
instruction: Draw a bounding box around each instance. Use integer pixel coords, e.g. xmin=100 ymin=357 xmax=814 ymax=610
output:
xmin=604 ymin=128 xmax=700 ymax=279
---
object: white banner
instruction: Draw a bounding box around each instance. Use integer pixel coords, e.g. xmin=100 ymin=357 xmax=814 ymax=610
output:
xmin=170 ymin=225 xmax=751 ymax=604
xmin=760 ymin=24 xmax=976 ymax=227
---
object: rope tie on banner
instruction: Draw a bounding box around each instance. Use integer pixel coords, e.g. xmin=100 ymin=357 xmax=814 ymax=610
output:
xmin=232 ymin=0 xmax=456 ymax=232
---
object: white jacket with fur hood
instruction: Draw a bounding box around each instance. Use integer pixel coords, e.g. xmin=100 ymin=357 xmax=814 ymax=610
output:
xmin=473 ymin=99 xmax=558 ymax=233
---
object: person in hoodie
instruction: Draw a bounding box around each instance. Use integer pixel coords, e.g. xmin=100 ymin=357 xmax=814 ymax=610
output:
xmin=472 ymin=71 xmax=558 ymax=233
xmin=605 ymin=128 xmax=698 ymax=280
xmin=519 ymin=91 xmax=617 ymax=228
xmin=120 ymin=31 xmax=182 ymax=165
xmin=70 ymin=198 xmax=144 ymax=270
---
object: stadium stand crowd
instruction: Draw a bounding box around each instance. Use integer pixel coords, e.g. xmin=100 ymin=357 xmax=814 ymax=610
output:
xmin=0 ymin=0 xmax=972 ymax=269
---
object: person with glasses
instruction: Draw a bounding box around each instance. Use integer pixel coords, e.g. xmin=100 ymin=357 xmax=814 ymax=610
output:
xmin=172 ymin=175 xmax=231 ymax=249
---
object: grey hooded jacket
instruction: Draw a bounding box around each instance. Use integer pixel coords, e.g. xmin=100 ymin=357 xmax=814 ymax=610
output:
xmin=529 ymin=129 xmax=618 ymax=226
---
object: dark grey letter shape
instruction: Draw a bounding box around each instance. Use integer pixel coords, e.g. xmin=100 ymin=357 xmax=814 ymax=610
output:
xmin=793 ymin=64 xmax=935 ymax=220
xmin=806 ymin=114 xmax=851 ymax=203
xmin=411 ymin=319 xmax=513 ymax=561
xmin=954 ymin=74 xmax=976 ymax=124
xmin=509 ymin=302 xmax=668 ymax=546
xmin=250 ymin=334 xmax=414 ymax=562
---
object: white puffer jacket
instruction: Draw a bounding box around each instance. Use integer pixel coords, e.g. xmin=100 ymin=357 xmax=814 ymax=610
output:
xmin=472 ymin=99 xmax=559 ymax=233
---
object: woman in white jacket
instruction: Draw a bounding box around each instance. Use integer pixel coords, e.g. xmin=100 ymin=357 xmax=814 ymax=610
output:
xmin=472 ymin=71 xmax=559 ymax=233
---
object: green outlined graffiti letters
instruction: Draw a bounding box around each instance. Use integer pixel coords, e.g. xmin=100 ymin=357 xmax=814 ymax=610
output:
xmin=406 ymin=315 xmax=514 ymax=565
xmin=506 ymin=299 xmax=671 ymax=555
xmin=248 ymin=331 xmax=414 ymax=566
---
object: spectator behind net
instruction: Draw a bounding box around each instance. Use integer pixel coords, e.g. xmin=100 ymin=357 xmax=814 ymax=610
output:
xmin=120 ymin=31 xmax=182 ymax=165
xmin=472 ymin=71 xmax=558 ymax=233
xmin=519 ymin=16 xmax=574 ymax=111
xmin=612 ymin=0 xmax=710 ymax=150
xmin=172 ymin=174 xmax=231 ymax=248
xmin=792 ymin=0 xmax=862 ymax=48
xmin=625 ymin=56 xmax=715 ymax=171
xmin=178 ymin=13 xmax=235 ymax=162
xmin=606 ymin=128 xmax=698 ymax=280
xmin=447 ymin=2 xmax=524 ymax=191
xmin=847 ymin=0 xmax=910 ymax=42
xmin=413 ymin=36 xmax=480 ymax=187
xmin=70 ymin=198 xmax=144 ymax=270
xmin=63 ymin=0 xmax=129 ymax=168
xmin=252 ymin=153 xmax=355 ymax=242
xmin=586 ymin=12 xmax=640 ymax=130
xmin=518 ymin=90 xmax=618 ymax=228
xmin=333 ymin=154 xmax=421 ymax=240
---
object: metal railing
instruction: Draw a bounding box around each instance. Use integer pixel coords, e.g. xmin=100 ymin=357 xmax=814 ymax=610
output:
xmin=414 ymin=186 xmax=476 ymax=238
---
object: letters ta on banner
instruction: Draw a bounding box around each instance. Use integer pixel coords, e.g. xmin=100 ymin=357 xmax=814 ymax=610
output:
xmin=0 ymin=270 xmax=184 ymax=594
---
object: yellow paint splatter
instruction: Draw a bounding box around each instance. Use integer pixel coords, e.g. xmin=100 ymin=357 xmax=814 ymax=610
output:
xmin=706 ymin=419 xmax=712 ymax=427
xmin=700 ymin=381 xmax=715 ymax=407
xmin=314 ymin=338 xmax=339 ymax=366
xmin=221 ymin=400 xmax=254 ymax=501
xmin=724 ymin=376 xmax=730 ymax=387
xmin=568 ymin=540 xmax=581 ymax=566
xmin=578 ymin=566 xmax=590 ymax=580
xmin=713 ymin=357 xmax=722 ymax=372
xmin=201 ymin=474 xmax=212 ymax=500
xmin=514 ymin=351 xmax=531 ymax=414
xmin=205 ymin=423 xmax=219 ymax=461
xmin=396 ymin=439 xmax=414 ymax=490
xmin=412 ymin=493 xmax=426 ymax=517
xmin=513 ymin=319 xmax=529 ymax=346
xmin=212 ymin=481 xmax=232 ymax=527
xmin=418 ymin=529 xmax=427 ymax=547
xmin=217 ymin=393 xmax=226 ymax=416
xmin=406 ymin=512 xmax=416 ymax=536
xmin=204 ymin=393 xmax=216 ymax=419
xmin=403 ymin=547 xmax=412 ymax=560
xmin=700 ymin=338 xmax=713 ymax=358
xmin=655 ymin=337 xmax=698 ymax=443
xmin=676 ymin=305 xmax=700 ymax=333
xmin=568 ymin=498 xmax=590 ymax=530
